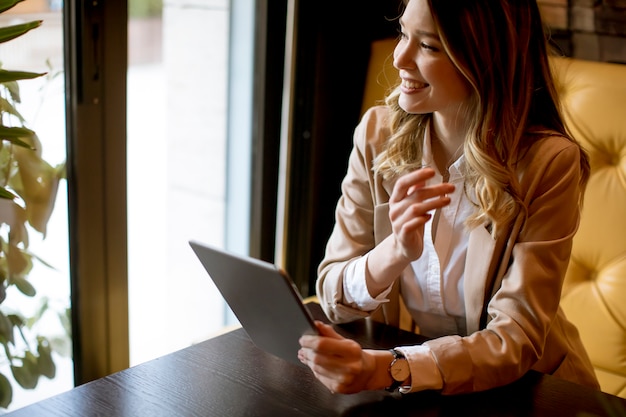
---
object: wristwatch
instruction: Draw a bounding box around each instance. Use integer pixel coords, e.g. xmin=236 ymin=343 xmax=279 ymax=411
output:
xmin=386 ymin=348 xmax=410 ymax=392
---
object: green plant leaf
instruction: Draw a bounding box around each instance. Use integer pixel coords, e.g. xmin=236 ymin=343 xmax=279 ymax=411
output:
xmin=0 ymin=126 xmax=36 ymax=149
xmin=3 ymin=80 xmax=21 ymax=103
xmin=0 ymin=4 xmax=65 ymax=403
xmin=11 ymin=353 xmax=39 ymax=389
xmin=7 ymin=314 xmax=24 ymax=328
xmin=0 ymin=186 xmax=16 ymax=200
xmin=12 ymin=142 xmax=61 ymax=234
xmin=37 ymin=338 xmax=55 ymax=379
xmin=0 ymin=199 xmax=28 ymax=245
xmin=0 ymin=95 xmax=26 ymax=123
xmin=28 ymin=251 xmax=56 ymax=270
xmin=0 ymin=312 xmax=13 ymax=345
xmin=60 ymin=308 xmax=72 ymax=339
xmin=0 ymin=0 xmax=25 ymax=14
xmin=11 ymin=276 xmax=36 ymax=297
xmin=49 ymin=334 xmax=71 ymax=358
xmin=25 ymin=296 xmax=48 ymax=328
xmin=0 ymin=20 xmax=42 ymax=45
xmin=0 ymin=372 xmax=12 ymax=408
xmin=0 ymin=69 xmax=45 ymax=83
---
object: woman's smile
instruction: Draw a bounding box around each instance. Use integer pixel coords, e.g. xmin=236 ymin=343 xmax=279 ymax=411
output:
xmin=400 ymin=78 xmax=429 ymax=92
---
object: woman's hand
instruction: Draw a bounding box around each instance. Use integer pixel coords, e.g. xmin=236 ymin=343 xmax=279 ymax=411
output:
xmin=298 ymin=321 xmax=391 ymax=394
xmin=363 ymin=167 xmax=456 ymax=298
xmin=389 ymin=167 xmax=455 ymax=261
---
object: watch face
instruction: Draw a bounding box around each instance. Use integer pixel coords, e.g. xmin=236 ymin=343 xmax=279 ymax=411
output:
xmin=391 ymin=359 xmax=410 ymax=382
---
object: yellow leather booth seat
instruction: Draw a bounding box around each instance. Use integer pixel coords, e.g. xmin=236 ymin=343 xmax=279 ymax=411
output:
xmin=361 ymin=38 xmax=626 ymax=398
xmin=554 ymin=58 xmax=626 ymax=399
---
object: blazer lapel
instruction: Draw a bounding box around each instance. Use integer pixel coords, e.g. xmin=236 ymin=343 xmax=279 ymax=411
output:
xmin=464 ymin=225 xmax=500 ymax=334
xmin=464 ymin=216 xmax=521 ymax=334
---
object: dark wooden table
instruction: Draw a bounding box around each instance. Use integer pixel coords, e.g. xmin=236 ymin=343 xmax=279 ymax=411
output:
xmin=7 ymin=303 xmax=626 ymax=416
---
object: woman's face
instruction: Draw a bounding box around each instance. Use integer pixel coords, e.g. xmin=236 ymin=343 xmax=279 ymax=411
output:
xmin=393 ymin=0 xmax=472 ymax=119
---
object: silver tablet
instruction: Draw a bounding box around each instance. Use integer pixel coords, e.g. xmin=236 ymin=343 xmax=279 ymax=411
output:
xmin=189 ymin=240 xmax=319 ymax=366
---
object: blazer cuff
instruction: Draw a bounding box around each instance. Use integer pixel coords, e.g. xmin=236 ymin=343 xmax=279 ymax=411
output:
xmin=396 ymin=345 xmax=444 ymax=393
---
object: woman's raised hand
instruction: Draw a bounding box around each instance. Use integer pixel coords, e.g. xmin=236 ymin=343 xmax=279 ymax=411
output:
xmin=388 ymin=168 xmax=455 ymax=261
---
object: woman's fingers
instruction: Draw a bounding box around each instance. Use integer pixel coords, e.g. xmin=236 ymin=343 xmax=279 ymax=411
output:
xmin=298 ymin=342 xmax=365 ymax=393
xmin=391 ymin=169 xmax=455 ymax=207
xmin=298 ymin=324 xmax=383 ymax=394
xmin=299 ymin=322 xmax=367 ymax=391
xmin=299 ymin=323 xmax=358 ymax=355
xmin=387 ymin=168 xmax=456 ymax=261
xmin=390 ymin=167 xmax=436 ymax=202
xmin=315 ymin=321 xmax=343 ymax=339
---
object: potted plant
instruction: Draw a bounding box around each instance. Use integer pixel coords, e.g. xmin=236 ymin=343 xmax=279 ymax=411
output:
xmin=0 ymin=0 xmax=67 ymax=408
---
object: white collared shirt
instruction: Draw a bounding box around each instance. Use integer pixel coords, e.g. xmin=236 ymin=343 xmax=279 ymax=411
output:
xmin=342 ymin=127 xmax=475 ymax=392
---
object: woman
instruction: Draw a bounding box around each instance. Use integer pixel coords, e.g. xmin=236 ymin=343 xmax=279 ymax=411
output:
xmin=297 ymin=0 xmax=600 ymax=395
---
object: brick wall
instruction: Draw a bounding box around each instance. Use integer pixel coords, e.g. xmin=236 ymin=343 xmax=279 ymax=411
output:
xmin=538 ymin=0 xmax=626 ymax=64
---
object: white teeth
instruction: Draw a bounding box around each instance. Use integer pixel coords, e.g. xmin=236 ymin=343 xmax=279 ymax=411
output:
xmin=402 ymin=79 xmax=427 ymax=89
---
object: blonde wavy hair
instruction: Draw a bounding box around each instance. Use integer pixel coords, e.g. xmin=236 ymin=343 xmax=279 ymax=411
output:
xmin=374 ymin=0 xmax=589 ymax=235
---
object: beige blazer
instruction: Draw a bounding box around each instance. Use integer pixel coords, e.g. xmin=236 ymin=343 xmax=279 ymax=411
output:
xmin=317 ymin=106 xmax=599 ymax=394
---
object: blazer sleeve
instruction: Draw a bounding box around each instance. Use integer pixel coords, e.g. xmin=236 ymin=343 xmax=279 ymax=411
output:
xmin=425 ymin=138 xmax=589 ymax=393
xmin=316 ymin=106 xmax=391 ymax=323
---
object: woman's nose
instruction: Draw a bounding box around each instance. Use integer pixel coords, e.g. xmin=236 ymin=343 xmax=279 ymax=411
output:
xmin=393 ymin=42 xmax=415 ymax=70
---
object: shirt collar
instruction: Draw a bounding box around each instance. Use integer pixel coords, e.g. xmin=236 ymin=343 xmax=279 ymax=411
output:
xmin=422 ymin=120 xmax=465 ymax=181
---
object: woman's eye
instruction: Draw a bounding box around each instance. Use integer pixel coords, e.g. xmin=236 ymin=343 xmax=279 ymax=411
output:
xmin=420 ymin=42 xmax=439 ymax=52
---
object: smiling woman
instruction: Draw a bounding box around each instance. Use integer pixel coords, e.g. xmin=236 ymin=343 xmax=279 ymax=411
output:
xmin=303 ymin=0 xmax=599 ymax=396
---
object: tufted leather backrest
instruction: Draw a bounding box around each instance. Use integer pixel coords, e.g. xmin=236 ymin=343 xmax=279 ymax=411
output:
xmin=362 ymin=38 xmax=626 ymax=398
xmin=553 ymin=58 xmax=626 ymax=399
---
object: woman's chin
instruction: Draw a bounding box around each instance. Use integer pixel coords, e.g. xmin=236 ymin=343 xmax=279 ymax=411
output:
xmin=398 ymin=99 xmax=428 ymax=115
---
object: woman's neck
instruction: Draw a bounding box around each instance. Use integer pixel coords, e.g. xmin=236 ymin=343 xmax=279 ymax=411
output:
xmin=430 ymin=115 xmax=465 ymax=179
